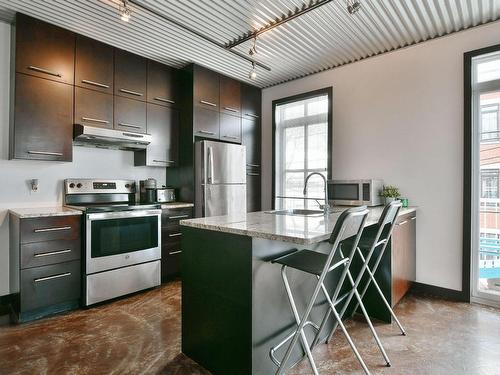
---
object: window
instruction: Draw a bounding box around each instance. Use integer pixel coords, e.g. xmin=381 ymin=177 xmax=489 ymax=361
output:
xmin=481 ymin=104 xmax=499 ymax=141
xmin=273 ymin=89 xmax=332 ymax=210
xmin=481 ymin=169 xmax=500 ymax=199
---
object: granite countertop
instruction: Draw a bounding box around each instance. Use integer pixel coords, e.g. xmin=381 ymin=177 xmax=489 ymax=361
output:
xmin=180 ymin=206 xmax=417 ymax=245
xmin=160 ymin=202 xmax=194 ymax=209
xmin=9 ymin=206 xmax=83 ymax=219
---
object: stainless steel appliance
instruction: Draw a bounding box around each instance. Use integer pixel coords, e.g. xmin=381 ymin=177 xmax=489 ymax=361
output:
xmin=327 ymin=179 xmax=384 ymax=206
xmin=156 ymin=187 xmax=175 ymax=203
xmin=195 ymin=140 xmax=246 ymax=217
xmin=73 ymin=124 xmax=152 ymax=151
xmin=64 ymin=179 xmax=161 ymax=306
xmin=140 ymin=178 xmax=157 ymax=204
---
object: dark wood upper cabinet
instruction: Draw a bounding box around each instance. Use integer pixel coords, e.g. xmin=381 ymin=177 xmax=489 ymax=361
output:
xmin=242 ymin=118 xmax=261 ymax=168
xmin=220 ymin=113 xmax=241 ymax=144
xmin=193 ymin=107 xmax=220 ymax=139
xmin=11 ymin=73 xmax=73 ymax=161
xmin=135 ymin=104 xmax=179 ymax=167
xmin=220 ymin=76 xmax=241 ymax=116
xmin=15 ymin=14 xmax=75 ymax=85
xmin=241 ymin=84 xmax=261 ymax=120
xmin=74 ymin=87 xmax=113 ymax=129
xmin=114 ymin=49 xmax=147 ymax=101
xmin=114 ymin=96 xmax=147 ymax=134
xmin=193 ymin=65 xmax=219 ymax=110
xmin=75 ymin=35 xmax=114 ymax=94
xmin=147 ymin=61 xmax=178 ymax=108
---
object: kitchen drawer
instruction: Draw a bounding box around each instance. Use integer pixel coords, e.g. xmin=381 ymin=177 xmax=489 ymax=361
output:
xmin=20 ymin=260 xmax=81 ymax=312
xmin=162 ymin=208 xmax=193 ymax=226
xmin=162 ymin=226 xmax=183 ymax=242
xmin=20 ymin=239 xmax=81 ymax=269
xmin=161 ymin=243 xmax=182 ymax=281
xmin=20 ymin=216 xmax=81 ymax=244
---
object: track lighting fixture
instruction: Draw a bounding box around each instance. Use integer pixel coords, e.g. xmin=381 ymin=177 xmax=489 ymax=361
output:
xmin=346 ymin=0 xmax=361 ymax=14
xmin=249 ymin=62 xmax=257 ymax=80
xmin=249 ymin=37 xmax=258 ymax=56
xmin=119 ymin=0 xmax=132 ymax=22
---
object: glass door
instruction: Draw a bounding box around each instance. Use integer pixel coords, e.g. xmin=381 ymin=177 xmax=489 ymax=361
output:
xmin=472 ymin=52 xmax=500 ymax=306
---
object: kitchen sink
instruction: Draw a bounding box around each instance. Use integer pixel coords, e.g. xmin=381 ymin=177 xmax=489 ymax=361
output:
xmin=265 ymin=209 xmax=325 ymax=217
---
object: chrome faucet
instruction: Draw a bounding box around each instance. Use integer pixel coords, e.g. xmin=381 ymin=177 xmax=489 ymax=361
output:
xmin=303 ymin=172 xmax=330 ymax=214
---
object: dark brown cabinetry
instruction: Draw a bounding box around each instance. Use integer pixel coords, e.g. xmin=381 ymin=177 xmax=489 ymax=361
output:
xmin=114 ymin=96 xmax=147 ymax=133
xmin=74 ymin=87 xmax=113 ymax=129
xmin=147 ymin=61 xmax=178 ymax=108
xmin=246 ymin=173 xmax=261 ymax=213
xmin=15 ymin=14 xmax=75 ymax=85
xmin=114 ymin=49 xmax=147 ymax=101
xmin=75 ymin=35 xmax=114 ymax=94
xmin=193 ymin=106 xmax=220 ymax=139
xmin=11 ymin=73 xmax=73 ymax=161
xmin=161 ymin=207 xmax=193 ymax=281
xmin=220 ymin=75 xmax=241 ymax=116
xmin=242 ymin=118 xmax=261 ymax=212
xmin=241 ymin=84 xmax=261 ymax=120
xmin=10 ymin=214 xmax=82 ymax=322
xmin=219 ymin=113 xmax=241 ymax=143
xmin=135 ymin=104 xmax=179 ymax=167
xmin=193 ymin=65 xmax=219 ymax=110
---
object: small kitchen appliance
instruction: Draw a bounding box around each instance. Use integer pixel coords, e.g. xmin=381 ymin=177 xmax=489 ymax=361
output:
xmin=327 ymin=179 xmax=384 ymax=207
xmin=140 ymin=178 xmax=157 ymax=204
xmin=156 ymin=187 xmax=176 ymax=203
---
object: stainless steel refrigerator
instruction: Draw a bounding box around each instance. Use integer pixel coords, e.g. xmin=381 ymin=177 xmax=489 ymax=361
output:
xmin=195 ymin=140 xmax=247 ymax=217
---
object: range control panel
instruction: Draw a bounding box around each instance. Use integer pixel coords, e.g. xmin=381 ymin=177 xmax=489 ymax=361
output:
xmin=64 ymin=179 xmax=136 ymax=194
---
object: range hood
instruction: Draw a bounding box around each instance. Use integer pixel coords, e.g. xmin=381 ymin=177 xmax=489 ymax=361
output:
xmin=73 ymin=124 xmax=152 ymax=151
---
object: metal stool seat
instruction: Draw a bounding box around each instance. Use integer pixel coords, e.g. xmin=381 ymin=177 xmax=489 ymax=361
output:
xmin=269 ymin=206 xmax=375 ymax=375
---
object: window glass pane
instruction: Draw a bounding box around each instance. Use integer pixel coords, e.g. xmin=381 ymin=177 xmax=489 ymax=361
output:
xmin=283 ymin=103 xmax=304 ymax=120
xmin=285 ymin=126 xmax=305 ymax=170
xmin=284 ymin=172 xmax=304 ymax=197
xmin=307 ymin=98 xmax=328 ymax=115
xmin=307 ymin=123 xmax=328 ymax=169
xmin=477 ymin=58 xmax=500 ymax=83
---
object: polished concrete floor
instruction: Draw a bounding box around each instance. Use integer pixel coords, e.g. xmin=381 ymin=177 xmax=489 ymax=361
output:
xmin=0 ymin=281 xmax=499 ymax=375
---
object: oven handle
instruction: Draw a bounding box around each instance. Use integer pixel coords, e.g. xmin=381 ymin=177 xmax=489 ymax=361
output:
xmin=87 ymin=209 xmax=162 ymax=221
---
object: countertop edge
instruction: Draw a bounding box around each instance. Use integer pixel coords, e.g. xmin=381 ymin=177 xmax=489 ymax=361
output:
xmin=9 ymin=207 xmax=83 ymax=219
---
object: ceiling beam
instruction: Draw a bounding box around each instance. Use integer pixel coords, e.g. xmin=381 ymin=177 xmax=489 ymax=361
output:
xmin=225 ymin=0 xmax=335 ymax=49
xmin=128 ymin=0 xmax=272 ymax=71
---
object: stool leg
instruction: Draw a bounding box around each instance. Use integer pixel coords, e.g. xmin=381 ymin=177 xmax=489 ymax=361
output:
xmin=277 ymin=266 xmax=319 ymax=375
xmin=353 ymin=247 xmax=406 ymax=335
xmin=319 ymin=282 xmax=371 ymax=375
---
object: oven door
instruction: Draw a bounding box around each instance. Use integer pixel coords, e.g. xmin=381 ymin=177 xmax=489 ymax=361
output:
xmin=86 ymin=210 xmax=161 ymax=274
xmin=328 ymin=181 xmax=363 ymax=206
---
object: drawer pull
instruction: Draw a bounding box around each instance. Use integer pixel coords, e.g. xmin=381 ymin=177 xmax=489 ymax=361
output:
xmin=28 ymin=65 xmax=61 ymax=77
xmin=119 ymin=88 xmax=143 ymax=96
xmin=247 ymin=172 xmax=260 ymax=176
xmin=34 ymin=226 xmax=72 ymax=233
xmin=222 ymin=135 xmax=239 ymax=140
xmin=247 ymin=163 xmax=260 ymax=167
xmin=82 ymin=79 xmax=109 ymax=88
xmin=168 ymin=214 xmax=189 ymax=219
xmin=34 ymin=249 xmax=72 ymax=258
xmin=410 ymin=216 xmax=416 ymax=221
xmin=153 ymin=160 xmax=175 ymax=164
xmin=169 ymin=233 xmax=182 ymax=237
xmin=154 ymin=97 xmax=175 ymax=104
xmin=197 ymin=130 xmax=216 ymax=135
xmin=119 ymin=122 xmax=141 ymax=129
xmin=397 ymin=220 xmax=408 ymax=226
xmin=34 ymin=272 xmax=71 ymax=283
xmin=224 ymin=107 xmax=239 ymax=113
xmin=169 ymin=250 xmax=182 ymax=255
xmin=245 ymin=113 xmax=259 ymax=118
xmin=122 ymin=132 xmax=144 ymax=138
xmin=28 ymin=150 xmax=63 ymax=156
xmin=82 ymin=117 xmax=109 ymax=124
xmin=200 ymin=100 xmax=217 ymax=107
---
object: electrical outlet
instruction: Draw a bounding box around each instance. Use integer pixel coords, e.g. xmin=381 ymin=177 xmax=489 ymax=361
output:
xmin=30 ymin=179 xmax=39 ymax=193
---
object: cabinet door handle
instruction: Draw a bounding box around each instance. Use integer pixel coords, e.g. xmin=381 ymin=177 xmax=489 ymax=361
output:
xmin=247 ymin=163 xmax=261 ymax=167
xmin=82 ymin=117 xmax=109 ymax=124
xmin=410 ymin=216 xmax=416 ymax=221
xmin=34 ymin=226 xmax=72 ymax=233
xmin=222 ymin=135 xmax=239 ymax=140
xmin=245 ymin=113 xmax=259 ymax=119
xmin=28 ymin=65 xmax=61 ymax=77
xmin=224 ymin=107 xmax=239 ymax=113
xmin=169 ymin=233 xmax=182 ymax=237
xmin=200 ymin=100 xmax=217 ymax=107
xmin=122 ymin=132 xmax=144 ymax=138
xmin=169 ymin=250 xmax=182 ymax=255
xmin=119 ymin=123 xmax=141 ymax=129
xmin=247 ymin=172 xmax=260 ymax=176
xmin=198 ymin=130 xmax=216 ymax=135
xmin=154 ymin=97 xmax=175 ymax=104
xmin=34 ymin=272 xmax=71 ymax=283
xmin=396 ymin=220 xmax=408 ymax=226
xmin=120 ymin=88 xmax=143 ymax=96
xmin=153 ymin=160 xmax=175 ymax=164
xmin=168 ymin=215 xmax=189 ymax=219
xmin=82 ymin=79 xmax=109 ymax=88
xmin=34 ymin=249 xmax=72 ymax=258
xmin=27 ymin=150 xmax=63 ymax=157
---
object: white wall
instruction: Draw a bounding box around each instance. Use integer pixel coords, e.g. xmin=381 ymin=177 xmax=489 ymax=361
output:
xmin=0 ymin=21 xmax=165 ymax=296
xmin=262 ymin=21 xmax=500 ymax=291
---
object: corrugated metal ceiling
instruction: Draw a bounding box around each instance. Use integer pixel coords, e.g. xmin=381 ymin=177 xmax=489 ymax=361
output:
xmin=0 ymin=0 xmax=499 ymax=88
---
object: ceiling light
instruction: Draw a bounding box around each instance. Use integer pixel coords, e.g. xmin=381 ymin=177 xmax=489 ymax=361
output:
xmin=346 ymin=0 xmax=361 ymax=14
xmin=119 ymin=0 xmax=131 ymax=22
xmin=249 ymin=62 xmax=257 ymax=80
xmin=249 ymin=37 xmax=258 ymax=56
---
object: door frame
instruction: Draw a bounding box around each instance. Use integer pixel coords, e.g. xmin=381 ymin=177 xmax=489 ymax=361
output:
xmin=464 ymin=43 xmax=500 ymax=304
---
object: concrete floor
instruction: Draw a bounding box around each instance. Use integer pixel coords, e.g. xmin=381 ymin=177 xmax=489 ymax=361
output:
xmin=0 ymin=281 xmax=499 ymax=375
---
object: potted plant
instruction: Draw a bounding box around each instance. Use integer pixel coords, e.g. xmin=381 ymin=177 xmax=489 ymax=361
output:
xmin=380 ymin=185 xmax=401 ymax=204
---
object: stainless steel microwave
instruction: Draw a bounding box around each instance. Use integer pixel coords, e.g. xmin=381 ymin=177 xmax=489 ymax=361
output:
xmin=327 ymin=179 xmax=384 ymax=206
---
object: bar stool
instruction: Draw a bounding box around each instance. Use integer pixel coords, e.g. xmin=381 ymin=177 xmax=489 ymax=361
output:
xmin=269 ymin=206 xmax=371 ymax=375
xmin=323 ymin=200 xmax=406 ymax=348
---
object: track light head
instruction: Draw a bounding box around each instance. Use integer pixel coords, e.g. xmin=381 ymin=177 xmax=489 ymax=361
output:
xmin=347 ymin=0 xmax=361 ymax=14
xmin=120 ymin=0 xmax=132 ymax=22
xmin=249 ymin=62 xmax=257 ymax=80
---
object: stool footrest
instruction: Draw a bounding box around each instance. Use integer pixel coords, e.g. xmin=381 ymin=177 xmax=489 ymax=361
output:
xmin=270 ymin=321 xmax=320 ymax=367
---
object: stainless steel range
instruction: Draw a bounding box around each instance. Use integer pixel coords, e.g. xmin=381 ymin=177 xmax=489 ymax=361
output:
xmin=64 ymin=179 xmax=161 ymax=306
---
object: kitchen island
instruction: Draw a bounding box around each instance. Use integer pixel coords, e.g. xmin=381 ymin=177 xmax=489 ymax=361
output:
xmin=180 ymin=207 xmax=417 ymax=375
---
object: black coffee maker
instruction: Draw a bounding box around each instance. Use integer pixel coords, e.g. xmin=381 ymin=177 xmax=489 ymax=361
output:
xmin=139 ymin=178 xmax=157 ymax=204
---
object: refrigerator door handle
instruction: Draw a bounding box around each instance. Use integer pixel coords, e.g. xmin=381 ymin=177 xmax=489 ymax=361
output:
xmin=207 ymin=146 xmax=214 ymax=184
